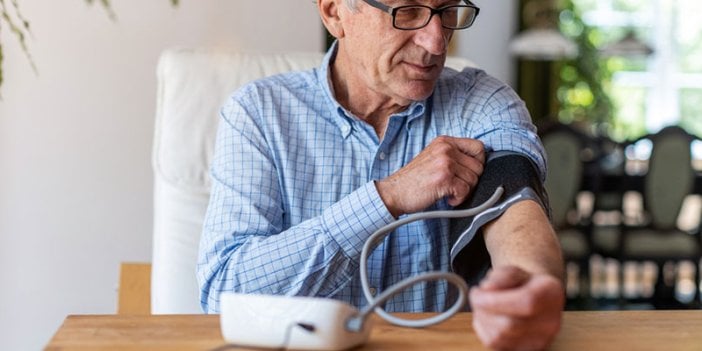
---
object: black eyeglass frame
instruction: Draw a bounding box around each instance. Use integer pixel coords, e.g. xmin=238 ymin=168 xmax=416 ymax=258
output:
xmin=361 ymin=0 xmax=481 ymax=30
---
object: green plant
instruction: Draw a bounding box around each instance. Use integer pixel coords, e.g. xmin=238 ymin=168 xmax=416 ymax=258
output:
xmin=0 ymin=0 xmax=179 ymax=94
xmin=557 ymin=0 xmax=614 ymax=130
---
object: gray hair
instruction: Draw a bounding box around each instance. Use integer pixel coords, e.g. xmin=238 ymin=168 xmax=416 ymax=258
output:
xmin=345 ymin=0 xmax=359 ymax=11
xmin=312 ymin=0 xmax=359 ymax=10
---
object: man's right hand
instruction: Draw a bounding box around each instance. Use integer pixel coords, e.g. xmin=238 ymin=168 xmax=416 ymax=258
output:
xmin=375 ymin=136 xmax=485 ymax=217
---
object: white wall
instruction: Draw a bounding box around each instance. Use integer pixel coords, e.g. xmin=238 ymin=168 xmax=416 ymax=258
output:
xmin=0 ymin=1 xmax=514 ymax=350
xmin=455 ymin=0 xmax=518 ymax=84
xmin=0 ymin=1 xmax=323 ymax=350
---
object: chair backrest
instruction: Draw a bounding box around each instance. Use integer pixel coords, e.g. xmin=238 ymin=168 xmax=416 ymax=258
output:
xmin=151 ymin=48 xmax=476 ymax=314
xmin=644 ymin=126 xmax=695 ymax=229
xmin=541 ymin=123 xmax=588 ymax=228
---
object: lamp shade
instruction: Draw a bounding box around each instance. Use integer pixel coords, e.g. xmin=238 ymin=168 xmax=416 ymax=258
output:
xmin=509 ymin=28 xmax=579 ymax=60
xmin=600 ymin=31 xmax=654 ymax=57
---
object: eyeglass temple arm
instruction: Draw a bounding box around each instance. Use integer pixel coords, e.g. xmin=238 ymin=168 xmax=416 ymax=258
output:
xmin=363 ymin=0 xmax=393 ymax=14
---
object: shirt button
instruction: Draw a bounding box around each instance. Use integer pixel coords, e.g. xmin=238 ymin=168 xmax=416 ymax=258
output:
xmin=378 ymin=152 xmax=386 ymax=160
xmin=369 ymin=287 xmax=377 ymax=295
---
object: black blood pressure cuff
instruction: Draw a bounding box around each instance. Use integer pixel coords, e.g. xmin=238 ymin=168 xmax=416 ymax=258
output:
xmin=449 ymin=151 xmax=550 ymax=287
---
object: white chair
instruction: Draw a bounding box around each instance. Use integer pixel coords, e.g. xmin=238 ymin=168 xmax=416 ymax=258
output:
xmin=151 ymin=48 xmax=476 ymax=313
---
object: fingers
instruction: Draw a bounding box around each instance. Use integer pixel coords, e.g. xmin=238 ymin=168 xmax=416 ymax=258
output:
xmin=450 ymin=149 xmax=484 ymax=185
xmin=444 ymin=162 xmax=481 ymax=206
xmin=471 ymin=286 xmax=539 ymax=317
xmin=472 ymin=311 xmax=527 ymax=350
xmin=478 ymin=266 xmax=531 ymax=291
xmin=442 ymin=135 xmax=486 ymax=162
xmin=434 ymin=136 xmax=484 ymax=206
xmin=470 ymin=270 xmax=564 ymax=351
xmin=376 ymin=135 xmax=486 ymax=215
xmin=439 ymin=137 xmax=485 ymax=176
xmin=472 ymin=310 xmax=559 ymax=351
xmin=470 ymin=273 xmax=563 ymax=317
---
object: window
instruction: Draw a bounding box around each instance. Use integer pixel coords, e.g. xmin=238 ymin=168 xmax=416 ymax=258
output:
xmin=560 ymin=0 xmax=702 ymax=140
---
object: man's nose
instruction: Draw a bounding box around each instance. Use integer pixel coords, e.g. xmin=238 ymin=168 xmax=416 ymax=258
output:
xmin=414 ymin=14 xmax=450 ymax=55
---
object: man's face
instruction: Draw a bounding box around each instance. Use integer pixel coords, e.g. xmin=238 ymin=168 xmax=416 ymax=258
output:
xmin=338 ymin=0 xmax=456 ymax=103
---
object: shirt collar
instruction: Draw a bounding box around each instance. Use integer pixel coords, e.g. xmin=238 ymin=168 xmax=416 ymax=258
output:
xmin=317 ymin=41 xmax=429 ymax=137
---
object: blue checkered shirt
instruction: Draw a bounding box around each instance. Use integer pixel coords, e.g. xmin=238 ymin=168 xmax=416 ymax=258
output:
xmin=197 ymin=45 xmax=546 ymax=313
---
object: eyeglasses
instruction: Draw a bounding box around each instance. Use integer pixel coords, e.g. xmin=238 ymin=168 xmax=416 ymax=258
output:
xmin=361 ymin=0 xmax=480 ymax=30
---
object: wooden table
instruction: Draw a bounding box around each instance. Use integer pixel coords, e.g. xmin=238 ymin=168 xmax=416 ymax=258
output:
xmin=45 ymin=311 xmax=702 ymax=351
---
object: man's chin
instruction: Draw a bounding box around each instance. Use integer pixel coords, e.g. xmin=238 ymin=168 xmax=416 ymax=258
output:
xmin=403 ymin=81 xmax=437 ymax=101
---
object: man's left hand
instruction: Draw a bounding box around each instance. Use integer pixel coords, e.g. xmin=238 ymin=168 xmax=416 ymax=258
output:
xmin=469 ymin=266 xmax=564 ymax=351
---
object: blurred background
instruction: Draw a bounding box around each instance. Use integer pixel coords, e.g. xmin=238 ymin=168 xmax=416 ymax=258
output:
xmin=512 ymin=0 xmax=702 ymax=313
xmin=0 ymin=0 xmax=700 ymax=350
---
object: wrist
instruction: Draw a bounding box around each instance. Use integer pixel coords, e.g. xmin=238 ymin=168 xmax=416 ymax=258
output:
xmin=374 ymin=180 xmax=402 ymax=218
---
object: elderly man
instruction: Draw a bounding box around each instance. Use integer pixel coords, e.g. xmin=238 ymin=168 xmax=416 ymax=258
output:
xmin=198 ymin=0 xmax=564 ymax=349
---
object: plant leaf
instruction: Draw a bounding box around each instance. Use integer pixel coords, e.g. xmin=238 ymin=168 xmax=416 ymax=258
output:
xmin=10 ymin=0 xmax=31 ymax=36
xmin=99 ymin=0 xmax=117 ymax=21
xmin=0 ymin=0 xmax=179 ymax=92
xmin=0 ymin=0 xmax=36 ymax=73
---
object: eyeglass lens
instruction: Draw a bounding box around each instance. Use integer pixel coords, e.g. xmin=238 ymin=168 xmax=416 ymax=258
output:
xmin=394 ymin=6 xmax=477 ymax=30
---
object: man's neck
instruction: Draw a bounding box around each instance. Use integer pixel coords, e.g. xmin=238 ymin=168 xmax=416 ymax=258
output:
xmin=330 ymin=48 xmax=411 ymax=140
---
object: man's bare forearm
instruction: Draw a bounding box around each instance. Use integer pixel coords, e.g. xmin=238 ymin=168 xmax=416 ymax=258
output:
xmin=482 ymin=200 xmax=564 ymax=282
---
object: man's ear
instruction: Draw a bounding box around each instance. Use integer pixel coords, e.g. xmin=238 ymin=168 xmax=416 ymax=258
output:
xmin=318 ymin=0 xmax=345 ymax=39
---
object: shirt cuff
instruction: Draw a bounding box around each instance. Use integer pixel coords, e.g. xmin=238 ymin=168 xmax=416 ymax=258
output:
xmin=320 ymin=181 xmax=395 ymax=259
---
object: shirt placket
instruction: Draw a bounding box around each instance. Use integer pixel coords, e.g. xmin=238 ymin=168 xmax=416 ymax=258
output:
xmin=366 ymin=115 xmax=408 ymax=302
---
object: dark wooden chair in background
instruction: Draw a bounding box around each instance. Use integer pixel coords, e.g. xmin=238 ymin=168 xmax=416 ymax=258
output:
xmin=618 ymin=126 xmax=701 ymax=308
xmin=540 ymin=123 xmax=595 ymax=304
